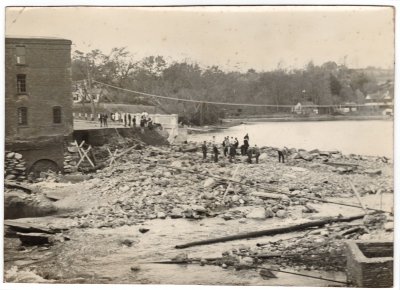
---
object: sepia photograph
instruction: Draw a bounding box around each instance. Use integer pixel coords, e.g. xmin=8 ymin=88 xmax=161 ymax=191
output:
xmin=2 ymin=2 xmax=397 ymax=288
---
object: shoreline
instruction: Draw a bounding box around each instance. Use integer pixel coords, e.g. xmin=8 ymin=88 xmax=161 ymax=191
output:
xmin=221 ymin=115 xmax=393 ymax=126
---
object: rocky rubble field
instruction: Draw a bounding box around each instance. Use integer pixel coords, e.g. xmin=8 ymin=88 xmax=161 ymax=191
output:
xmin=4 ymin=139 xmax=394 ymax=283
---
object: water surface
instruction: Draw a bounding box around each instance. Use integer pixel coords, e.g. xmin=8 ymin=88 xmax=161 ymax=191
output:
xmin=189 ymin=120 xmax=393 ymax=158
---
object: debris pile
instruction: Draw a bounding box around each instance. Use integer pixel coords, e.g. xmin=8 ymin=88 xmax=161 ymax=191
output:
xmin=4 ymin=151 xmax=27 ymax=182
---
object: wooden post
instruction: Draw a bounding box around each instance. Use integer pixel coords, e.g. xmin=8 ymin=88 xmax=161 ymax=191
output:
xmin=86 ymin=57 xmax=96 ymax=121
xmin=349 ymin=181 xmax=367 ymax=213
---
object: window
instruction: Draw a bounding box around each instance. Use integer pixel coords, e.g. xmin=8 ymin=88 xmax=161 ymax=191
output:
xmin=17 ymin=107 xmax=28 ymax=125
xmin=17 ymin=74 xmax=26 ymax=94
xmin=16 ymin=46 xmax=26 ymax=64
xmin=53 ymin=106 xmax=62 ymax=124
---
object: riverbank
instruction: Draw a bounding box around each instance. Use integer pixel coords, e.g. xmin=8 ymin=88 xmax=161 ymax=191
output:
xmin=3 ymin=138 xmax=394 ymax=285
xmin=221 ymin=114 xmax=393 ymax=126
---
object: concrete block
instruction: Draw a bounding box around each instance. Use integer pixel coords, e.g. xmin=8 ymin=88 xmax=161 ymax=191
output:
xmin=346 ymin=240 xmax=393 ymax=287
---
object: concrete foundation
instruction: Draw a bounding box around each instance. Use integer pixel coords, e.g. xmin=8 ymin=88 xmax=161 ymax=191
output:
xmin=346 ymin=240 xmax=393 ymax=287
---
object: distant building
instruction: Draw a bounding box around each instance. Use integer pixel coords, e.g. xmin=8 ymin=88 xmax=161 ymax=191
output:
xmin=292 ymin=101 xmax=318 ymax=115
xmin=5 ymin=36 xmax=73 ymax=176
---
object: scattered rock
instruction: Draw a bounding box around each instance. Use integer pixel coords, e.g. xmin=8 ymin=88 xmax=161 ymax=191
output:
xmin=275 ymin=210 xmax=287 ymax=218
xmin=246 ymin=207 xmax=267 ymax=220
xmin=203 ymin=178 xmax=216 ymax=188
xmin=139 ymin=228 xmax=150 ymax=234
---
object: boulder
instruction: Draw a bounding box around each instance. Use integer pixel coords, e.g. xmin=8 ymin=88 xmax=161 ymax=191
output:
xmin=192 ymin=205 xmax=207 ymax=213
xmin=203 ymin=178 xmax=216 ymax=188
xmin=276 ymin=210 xmax=287 ymax=218
xmin=299 ymin=151 xmax=314 ymax=161
xmin=6 ymin=152 xmax=15 ymax=159
xmin=14 ymin=153 xmax=23 ymax=160
xmin=157 ymin=212 xmax=166 ymax=219
xmin=120 ymin=185 xmax=130 ymax=192
xmin=170 ymin=208 xmax=183 ymax=218
xmin=246 ymin=207 xmax=267 ymax=220
xmin=265 ymin=207 xmax=274 ymax=218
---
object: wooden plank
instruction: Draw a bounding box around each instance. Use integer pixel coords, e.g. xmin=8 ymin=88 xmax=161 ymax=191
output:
xmin=349 ymin=181 xmax=367 ymax=213
xmin=175 ymin=214 xmax=365 ymax=249
xmin=250 ymin=191 xmax=286 ymax=200
xmin=4 ymin=220 xmax=56 ymax=234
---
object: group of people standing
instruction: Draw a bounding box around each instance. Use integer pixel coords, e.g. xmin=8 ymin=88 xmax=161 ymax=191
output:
xmin=201 ymin=133 xmax=261 ymax=164
xmin=98 ymin=111 xmax=155 ymax=130
xmin=201 ymin=134 xmax=289 ymax=164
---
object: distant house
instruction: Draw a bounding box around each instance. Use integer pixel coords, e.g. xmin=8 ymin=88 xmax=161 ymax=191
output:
xmin=5 ymin=36 xmax=73 ymax=175
xmin=292 ymin=101 xmax=318 ymax=115
xmin=72 ymin=81 xmax=107 ymax=103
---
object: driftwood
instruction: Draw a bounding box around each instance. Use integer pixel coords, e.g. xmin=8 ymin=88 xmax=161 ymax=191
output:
xmin=250 ymin=191 xmax=286 ymax=200
xmin=255 ymin=266 xmax=347 ymax=285
xmin=175 ymin=214 xmax=365 ymax=249
xmin=4 ymin=182 xmax=33 ymax=194
xmin=323 ymin=161 xmax=359 ymax=168
xmin=4 ymin=220 xmax=57 ymax=234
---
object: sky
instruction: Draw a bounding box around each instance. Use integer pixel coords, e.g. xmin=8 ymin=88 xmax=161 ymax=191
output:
xmin=5 ymin=6 xmax=395 ymax=72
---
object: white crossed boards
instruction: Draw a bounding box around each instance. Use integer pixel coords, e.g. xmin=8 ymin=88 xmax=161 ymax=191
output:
xmin=73 ymin=140 xmax=95 ymax=168
xmin=107 ymin=147 xmax=119 ymax=166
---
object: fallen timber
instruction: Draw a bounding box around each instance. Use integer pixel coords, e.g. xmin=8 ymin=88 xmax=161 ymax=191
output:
xmin=4 ymin=220 xmax=58 ymax=234
xmin=175 ymin=214 xmax=365 ymax=249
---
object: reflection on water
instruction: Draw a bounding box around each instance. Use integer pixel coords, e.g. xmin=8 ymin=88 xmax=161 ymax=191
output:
xmin=189 ymin=120 xmax=393 ymax=158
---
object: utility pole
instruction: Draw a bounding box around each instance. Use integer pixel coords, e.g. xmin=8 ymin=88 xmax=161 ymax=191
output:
xmin=86 ymin=57 xmax=96 ymax=121
xmin=199 ymin=102 xmax=205 ymax=126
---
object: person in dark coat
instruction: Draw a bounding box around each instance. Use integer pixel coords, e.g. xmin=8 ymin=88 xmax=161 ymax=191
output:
xmin=201 ymin=141 xmax=207 ymax=160
xmin=132 ymin=116 xmax=136 ymax=127
xmin=128 ymin=114 xmax=132 ymax=127
xmin=213 ymin=144 xmax=219 ymax=162
xmin=103 ymin=114 xmax=108 ymax=127
xmin=222 ymin=137 xmax=228 ymax=157
xmin=228 ymin=144 xmax=236 ymax=163
xmin=278 ymin=147 xmax=288 ymax=163
xmin=124 ymin=113 xmax=127 ymax=127
xmin=242 ymin=138 xmax=249 ymax=155
xmin=247 ymin=146 xmax=253 ymax=164
xmin=234 ymin=137 xmax=239 ymax=149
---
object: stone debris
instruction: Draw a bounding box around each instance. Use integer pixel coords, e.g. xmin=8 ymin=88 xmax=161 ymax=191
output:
xmin=4 ymin=151 xmax=27 ymax=182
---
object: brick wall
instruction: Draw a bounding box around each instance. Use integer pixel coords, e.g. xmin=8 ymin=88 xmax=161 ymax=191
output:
xmin=5 ymin=37 xmax=73 ymax=140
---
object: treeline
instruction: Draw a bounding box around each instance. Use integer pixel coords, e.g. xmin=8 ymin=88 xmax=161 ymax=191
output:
xmin=72 ymin=48 xmax=391 ymax=124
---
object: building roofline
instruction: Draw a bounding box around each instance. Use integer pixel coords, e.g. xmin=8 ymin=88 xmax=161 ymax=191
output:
xmin=6 ymin=35 xmax=72 ymax=44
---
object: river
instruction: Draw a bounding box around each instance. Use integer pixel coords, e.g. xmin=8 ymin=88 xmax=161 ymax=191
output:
xmin=188 ymin=120 xmax=393 ymax=158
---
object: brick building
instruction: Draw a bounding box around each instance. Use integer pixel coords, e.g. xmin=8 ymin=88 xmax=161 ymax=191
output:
xmin=5 ymin=36 xmax=73 ymax=175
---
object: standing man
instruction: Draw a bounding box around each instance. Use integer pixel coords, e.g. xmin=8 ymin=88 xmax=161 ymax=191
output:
xmin=213 ymin=144 xmax=219 ymax=163
xmin=201 ymin=141 xmax=207 ymax=160
xmin=234 ymin=137 xmax=239 ymax=149
xmin=242 ymin=137 xmax=249 ymax=155
xmin=103 ymin=113 xmax=108 ymax=127
xmin=254 ymin=145 xmax=261 ymax=164
xmin=128 ymin=113 xmax=132 ymax=127
xmin=278 ymin=147 xmax=288 ymax=163
xmin=132 ymin=115 xmax=136 ymax=127
xmin=229 ymin=143 xmax=236 ymax=163
xmin=124 ymin=113 xmax=127 ymax=127
xmin=247 ymin=146 xmax=253 ymax=164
